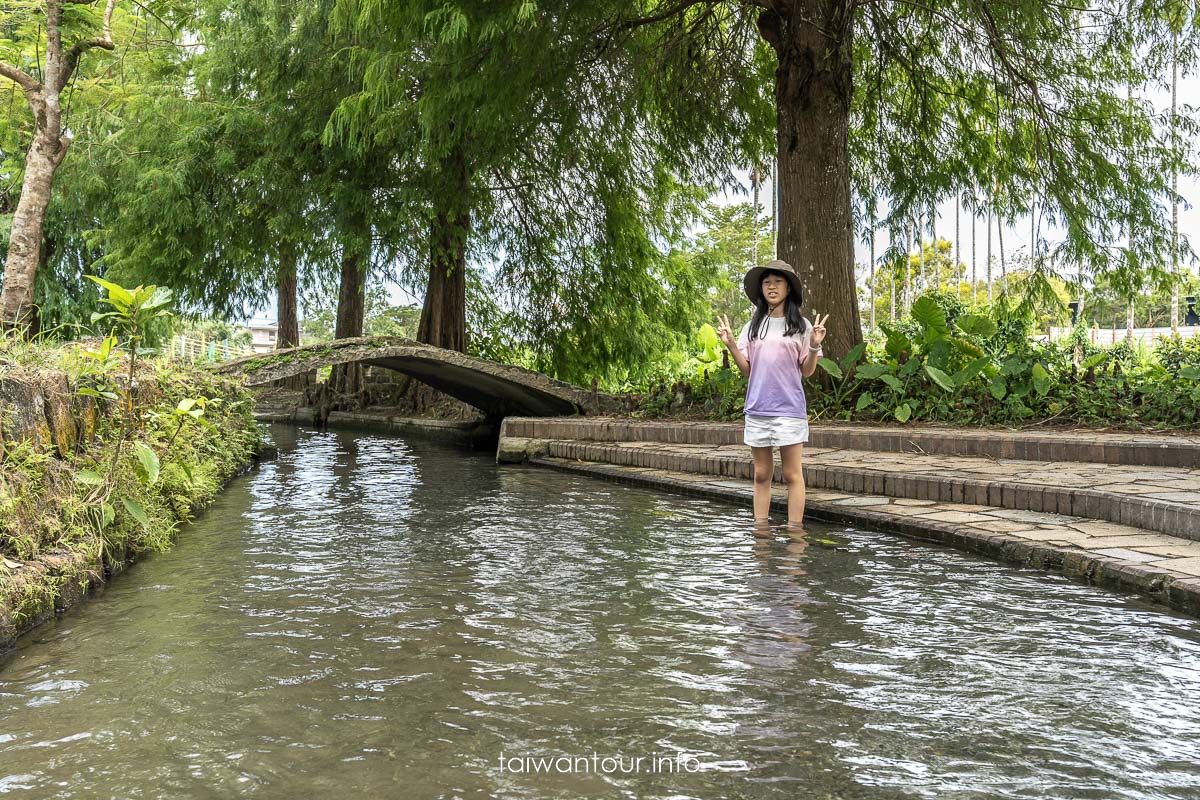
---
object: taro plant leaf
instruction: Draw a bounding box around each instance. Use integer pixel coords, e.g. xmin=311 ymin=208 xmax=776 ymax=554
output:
xmin=840 ymin=342 xmax=867 ymax=372
xmin=1031 ymin=362 xmax=1051 ymax=397
xmin=989 ymin=376 xmax=1008 ymax=400
xmin=894 ymin=403 xmax=912 ymax=422
xmin=952 ymin=356 xmax=992 ymax=387
xmin=132 ymin=442 xmax=160 ymax=487
xmin=899 ymin=357 xmax=923 ymax=378
xmin=911 ymin=296 xmax=950 ymax=343
xmin=1081 ymin=352 xmax=1109 ymax=370
xmin=817 ymin=357 xmax=843 ymax=379
xmin=882 ymin=324 xmax=912 ymax=360
xmin=955 ymin=313 xmax=998 ymax=338
xmin=1000 ymin=357 xmax=1026 ymax=376
xmin=856 ymin=363 xmax=889 ymax=379
xmin=950 ymin=337 xmax=985 ymax=359
xmin=927 ymin=339 xmax=952 ymax=369
xmin=924 ymin=365 xmax=956 ymax=392
xmin=1180 ymin=365 xmax=1200 ymax=380
xmin=880 ymin=374 xmax=904 ymax=393
xmin=121 ymin=497 xmax=151 ymax=528
xmin=855 ymin=392 xmax=875 ymax=411
xmin=101 ymin=502 xmax=115 ymax=530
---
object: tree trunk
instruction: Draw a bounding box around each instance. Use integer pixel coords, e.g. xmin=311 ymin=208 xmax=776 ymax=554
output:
xmin=757 ymin=1 xmax=861 ymax=357
xmin=275 ymin=242 xmax=308 ymax=391
xmin=1 ymin=133 xmax=65 ymax=333
xmin=406 ymin=144 xmax=471 ymax=413
xmin=330 ymin=244 xmax=366 ymax=401
xmin=276 ymin=243 xmax=300 ymax=349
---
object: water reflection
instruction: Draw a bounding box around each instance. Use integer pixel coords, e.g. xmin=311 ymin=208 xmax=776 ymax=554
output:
xmin=0 ymin=426 xmax=1198 ymax=800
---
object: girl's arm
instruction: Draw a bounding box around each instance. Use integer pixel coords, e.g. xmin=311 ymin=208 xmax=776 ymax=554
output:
xmin=717 ymin=315 xmax=751 ymax=377
xmin=800 ymin=343 xmax=822 ymax=377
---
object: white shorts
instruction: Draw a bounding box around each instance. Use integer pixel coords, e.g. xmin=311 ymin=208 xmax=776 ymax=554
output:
xmin=743 ymin=415 xmax=810 ymax=448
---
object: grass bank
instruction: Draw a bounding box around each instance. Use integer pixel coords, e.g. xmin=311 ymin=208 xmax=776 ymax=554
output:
xmin=0 ymin=338 xmax=263 ymax=649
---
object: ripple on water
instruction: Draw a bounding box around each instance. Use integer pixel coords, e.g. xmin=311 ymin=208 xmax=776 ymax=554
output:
xmin=0 ymin=426 xmax=1198 ymax=800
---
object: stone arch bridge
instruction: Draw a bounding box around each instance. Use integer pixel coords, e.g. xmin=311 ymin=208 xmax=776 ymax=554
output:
xmin=215 ymin=336 xmax=619 ymax=418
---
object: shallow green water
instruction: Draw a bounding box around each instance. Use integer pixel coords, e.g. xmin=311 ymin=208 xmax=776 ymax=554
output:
xmin=2 ymin=425 xmax=1200 ymax=799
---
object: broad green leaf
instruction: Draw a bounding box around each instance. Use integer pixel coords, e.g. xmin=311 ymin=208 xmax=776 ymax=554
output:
xmin=1081 ymin=352 xmax=1108 ymax=370
xmin=880 ymin=374 xmax=904 ymax=392
xmin=881 ymin=323 xmax=912 ymax=360
xmin=101 ymin=503 xmax=115 ymax=530
xmin=924 ymin=364 xmax=956 ymax=392
xmin=696 ymin=323 xmax=720 ymax=363
xmin=989 ymin=376 xmax=1008 ymax=400
xmin=894 ymin=403 xmax=912 ymax=422
xmin=176 ymin=398 xmax=197 ymax=413
xmin=952 ymin=356 xmax=992 ymax=387
xmin=955 ymin=313 xmax=998 ymax=338
xmin=911 ymin=296 xmax=950 ymax=342
xmin=949 ymin=336 xmax=984 ymax=359
xmin=132 ymin=442 xmax=160 ymax=487
xmin=855 ymin=392 xmax=875 ymax=411
xmin=141 ymin=286 xmax=174 ymax=312
xmin=1031 ymin=362 xmax=1051 ymax=397
xmin=75 ymin=469 xmax=106 ymax=486
xmin=855 ymin=363 xmax=888 ymax=379
xmin=816 ymin=357 xmax=843 ymax=379
xmin=85 ymin=275 xmax=134 ymax=308
xmin=1179 ymin=365 xmax=1200 ymax=380
xmin=840 ymin=341 xmax=867 ymax=372
xmin=121 ymin=497 xmax=150 ymax=528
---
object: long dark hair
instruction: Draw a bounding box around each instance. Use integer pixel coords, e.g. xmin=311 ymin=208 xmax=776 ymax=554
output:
xmin=749 ymin=270 xmax=808 ymax=340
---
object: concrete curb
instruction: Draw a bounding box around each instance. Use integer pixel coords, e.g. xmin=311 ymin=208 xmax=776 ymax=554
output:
xmin=502 ymin=416 xmax=1200 ymax=468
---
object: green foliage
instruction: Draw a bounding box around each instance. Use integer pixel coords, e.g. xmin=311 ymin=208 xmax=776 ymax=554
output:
xmin=634 ymin=290 xmax=1200 ymax=430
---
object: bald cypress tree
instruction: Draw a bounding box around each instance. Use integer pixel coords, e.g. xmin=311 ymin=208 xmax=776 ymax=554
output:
xmin=607 ymin=0 xmax=1197 ymax=356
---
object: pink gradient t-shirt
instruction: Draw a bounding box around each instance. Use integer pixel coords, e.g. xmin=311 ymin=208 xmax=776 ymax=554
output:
xmin=736 ymin=315 xmax=813 ymax=418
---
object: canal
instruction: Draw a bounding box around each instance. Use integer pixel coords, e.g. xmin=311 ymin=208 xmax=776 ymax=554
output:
xmin=2 ymin=425 xmax=1199 ymax=799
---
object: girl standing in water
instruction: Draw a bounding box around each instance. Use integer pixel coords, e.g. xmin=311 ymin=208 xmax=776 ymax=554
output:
xmin=716 ymin=259 xmax=829 ymax=528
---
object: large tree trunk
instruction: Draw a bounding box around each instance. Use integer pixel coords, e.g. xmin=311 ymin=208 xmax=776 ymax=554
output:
xmin=406 ymin=145 xmax=470 ymax=413
xmin=274 ymin=242 xmax=308 ymax=391
xmin=1 ymin=0 xmax=113 ymax=335
xmin=276 ymin=243 xmax=300 ymax=349
xmin=330 ymin=244 xmax=366 ymax=401
xmin=757 ymin=1 xmax=861 ymax=358
xmin=1 ymin=133 xmax=66 ymax=333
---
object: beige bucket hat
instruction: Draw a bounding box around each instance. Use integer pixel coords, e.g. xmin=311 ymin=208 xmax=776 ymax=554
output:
xmin=743 ymin=259 xmax=804 ymax=306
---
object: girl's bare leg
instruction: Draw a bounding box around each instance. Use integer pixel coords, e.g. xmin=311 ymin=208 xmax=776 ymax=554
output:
xmin=751 ymin=446 xmax=776 ymax=522
xmin=779 ymin=443 xmax=806 ymax=526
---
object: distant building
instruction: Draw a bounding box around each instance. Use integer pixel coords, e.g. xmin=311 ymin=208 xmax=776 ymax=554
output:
xmin=248 ymin=320 xmax=279 ymax=354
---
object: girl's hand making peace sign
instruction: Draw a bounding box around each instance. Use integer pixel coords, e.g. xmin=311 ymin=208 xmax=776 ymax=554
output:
xmin=810 ymin=313 xmax=830 ymax=347
xmin=717 ymin=314 xmax=737 ymax=350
